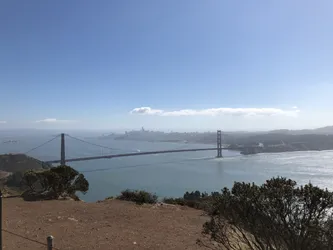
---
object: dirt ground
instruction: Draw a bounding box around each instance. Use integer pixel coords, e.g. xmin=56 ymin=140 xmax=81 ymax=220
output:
xmin=2 ymin=198 xmax=210 ymax=250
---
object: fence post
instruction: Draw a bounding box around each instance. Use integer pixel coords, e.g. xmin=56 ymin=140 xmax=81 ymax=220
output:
xmin=47 ymin=235 xmax=54 ymax=250
xmin=0 ymin=189 xmax=2 ymax=250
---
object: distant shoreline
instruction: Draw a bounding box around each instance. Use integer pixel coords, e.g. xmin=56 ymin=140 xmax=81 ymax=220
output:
xmin=109 ymin=137 xmax=333 ymax=155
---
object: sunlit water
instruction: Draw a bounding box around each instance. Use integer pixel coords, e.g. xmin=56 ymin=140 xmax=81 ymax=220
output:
xmin=1 ymin=133 xmax=333 ymax=202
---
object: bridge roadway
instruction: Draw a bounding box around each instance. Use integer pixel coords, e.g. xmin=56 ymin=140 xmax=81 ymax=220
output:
xmin=45 ymin=147 xmax=237 ymax=164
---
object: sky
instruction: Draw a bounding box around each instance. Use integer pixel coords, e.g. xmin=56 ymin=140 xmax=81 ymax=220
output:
xmin=1 ymin=0 xmax=333 ymax=132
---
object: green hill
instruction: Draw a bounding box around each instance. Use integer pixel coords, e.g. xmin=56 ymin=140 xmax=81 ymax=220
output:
xmin=0 ymin=154 xmax=52 ymax=173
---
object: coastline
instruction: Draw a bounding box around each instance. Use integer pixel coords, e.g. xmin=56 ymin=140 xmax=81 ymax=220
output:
xmin=110 ymin=137 xmax=330 ymax=155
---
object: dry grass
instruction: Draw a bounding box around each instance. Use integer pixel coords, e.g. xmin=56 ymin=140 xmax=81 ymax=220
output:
xmin=2 ymin=198 xmax=209 ymax=250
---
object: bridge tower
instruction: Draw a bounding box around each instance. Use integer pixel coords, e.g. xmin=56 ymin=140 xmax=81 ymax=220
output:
xmin=60 ymin=133 xmax=66 ymax=165
xmin=217 ymin=130 xmax=222 ymax=158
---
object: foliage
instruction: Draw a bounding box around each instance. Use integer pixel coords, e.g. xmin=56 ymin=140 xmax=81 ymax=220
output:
xmin=21 ymin=170 xmax=39 ymax=191
xmin=117 ymin=189 xmax=158 ymax=205
xmin=184 ymin=190 xmax=207 ymax=200
xmin=48 ymin=165 xmax=89 ymax=196
xmin=104 ymin=196 xmax=114 ymax=200
xmin=200 ymin=177 xmax=333 ymax=250
xmin=2 ymin=154 xmax=52 ymax=193
xmin=21 ymin=165 xmax=89 ymax=200
xmin=163 ymin=191 xmax=219 ymax=211
xmin=163 ymin=197 xmax=186 ymax=206
xmin=6 ymin=171 xmax=24 ymax=188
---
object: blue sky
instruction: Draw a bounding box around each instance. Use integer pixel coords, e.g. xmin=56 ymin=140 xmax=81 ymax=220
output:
xmin=1 ymin=1 xmax=333 ymax=131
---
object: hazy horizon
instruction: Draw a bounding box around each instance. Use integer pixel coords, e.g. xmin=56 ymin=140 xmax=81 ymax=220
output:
xmin=1 ymin=124 xmax=333 ymax=136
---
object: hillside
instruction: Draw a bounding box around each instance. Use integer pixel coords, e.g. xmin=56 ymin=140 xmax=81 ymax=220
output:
xmin=269 ymin=126 xmax=333 ymax=135
xmin=0 ymin=154 xmax=51 ymax=173
xmin=2 ymin=198 xmax=207 ymax=249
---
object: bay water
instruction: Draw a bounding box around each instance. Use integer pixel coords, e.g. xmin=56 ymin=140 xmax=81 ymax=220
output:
xmin=1 ymin=132 xmax=333 ymax=202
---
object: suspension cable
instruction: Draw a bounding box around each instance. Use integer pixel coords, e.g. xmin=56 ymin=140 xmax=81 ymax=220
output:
xmin=24 ymin=134 xmax=61 ymax=154
xmin=65 ymin=134 xmax=129 ymax=152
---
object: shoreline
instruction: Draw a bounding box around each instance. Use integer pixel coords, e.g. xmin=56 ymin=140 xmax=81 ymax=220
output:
xmin=110 ymin=138 xmax=332 ymax=155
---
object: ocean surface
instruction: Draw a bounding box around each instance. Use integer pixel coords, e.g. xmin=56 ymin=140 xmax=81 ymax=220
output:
xmin=1 ymin=132 xmax=333 ymax=202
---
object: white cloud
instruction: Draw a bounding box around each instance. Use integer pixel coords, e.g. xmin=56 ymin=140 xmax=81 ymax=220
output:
xmin=35 ymin=118 xmax=77 ymax=123
xmin=130 ymin=107 xmax=163 ymax=115
xmin=130 ymin=107 xmax=300 ymax=117
xmin=0 ymin=121 xmax=6 ymax=124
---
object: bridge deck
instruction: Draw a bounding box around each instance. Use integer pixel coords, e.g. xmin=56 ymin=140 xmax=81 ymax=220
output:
xmin=45 ymin=147 xmax=235 ymax=164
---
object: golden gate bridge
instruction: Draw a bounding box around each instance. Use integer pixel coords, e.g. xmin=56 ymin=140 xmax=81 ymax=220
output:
xmin=21 ymin=130 xmax=227 ymax=165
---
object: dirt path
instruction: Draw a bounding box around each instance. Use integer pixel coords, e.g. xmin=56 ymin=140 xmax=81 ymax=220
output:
xmin=2 ymin=198 xmax=209 ymax=249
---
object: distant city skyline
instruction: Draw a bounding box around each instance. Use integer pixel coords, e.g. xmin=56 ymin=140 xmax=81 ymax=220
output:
xmin=1 ymin=1 xmax=333 ymax=131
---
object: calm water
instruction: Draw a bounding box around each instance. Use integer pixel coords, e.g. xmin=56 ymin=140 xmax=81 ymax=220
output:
xmin=1 ymin=133 xmax=333 ymax=202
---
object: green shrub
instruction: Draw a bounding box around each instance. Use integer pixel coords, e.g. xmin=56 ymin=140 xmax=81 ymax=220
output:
xmin=200 ymin=177 xmax=333 ymax=250
xmin=117 ymin=189 xmax=158 ymax=205
xmin=163 ymin=191 xmax=216 ymax=211
xmin=6 ymin=171 xmax=24 ymax=188
xmin=21 ymin=165 xmax=89 ymax=200
xmin=105 ymin=196 xmax=114 ymax=200
xmin=163 ymin=197 xmax=186 ymax=206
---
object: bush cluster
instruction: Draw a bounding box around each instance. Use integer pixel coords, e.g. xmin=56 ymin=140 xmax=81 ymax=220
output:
xmin=200 ymin=177 xmax=333 ymax=250
xmin=116 ymin=189 xmax=158 ymax=205
xmin=21 ymin=165 xmax=89 ymax=201
xmin=163 ymin=191 xmax=219 ymax=211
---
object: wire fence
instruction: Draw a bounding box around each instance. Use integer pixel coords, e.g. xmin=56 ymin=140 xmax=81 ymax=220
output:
xmin=2 ymin=229 xmax=58 ymax=250
xmin=0 ymin=192 xmax=59 ymax=250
